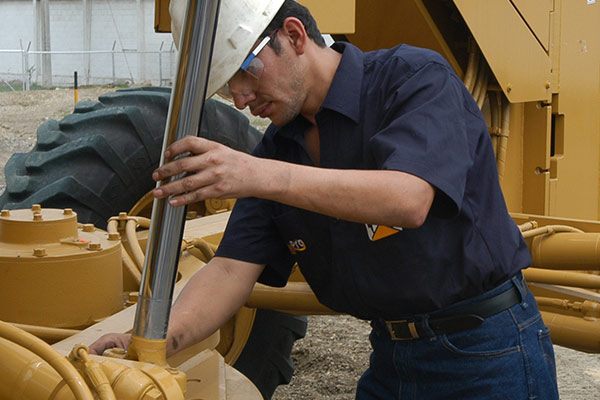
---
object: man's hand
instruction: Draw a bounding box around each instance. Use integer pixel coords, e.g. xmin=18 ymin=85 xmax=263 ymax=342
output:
xmin=89 ymin=333 xmax=131 ymax=355
xmin=152 ymin=136 xmax=268 ymax=206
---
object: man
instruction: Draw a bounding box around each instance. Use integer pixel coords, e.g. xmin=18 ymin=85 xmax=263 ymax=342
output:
xmin=92 ymin=1 xmax=559 ymax=398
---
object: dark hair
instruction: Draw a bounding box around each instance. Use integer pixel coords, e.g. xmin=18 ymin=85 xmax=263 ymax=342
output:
xmin=262 ymin=0 xmax=326 ymax=54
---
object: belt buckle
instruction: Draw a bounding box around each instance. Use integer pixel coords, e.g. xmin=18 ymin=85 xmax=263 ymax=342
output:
xmin=385 ymin=320 xmax=420 ymax=341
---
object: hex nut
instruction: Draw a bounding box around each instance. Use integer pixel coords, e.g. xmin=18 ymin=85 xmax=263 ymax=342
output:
xmin=82 ymin=224 xmax=95 ymax=232
xmin=0 ymin=210 xmax=10 ymax=217
xmin=33 ymin=248 xmax=47 ymax=257
xmin=108 ymin=232 xmax=121 ymax=241
xmin=87 ymin=243 xmax=102 ymax=251
xmin=33 ymin=213 xmax=43 ymax=221
xmin=63 ymin=208 xmax=74 ymax=216
xmin=31 ymin=204 xmax=42 ymax=212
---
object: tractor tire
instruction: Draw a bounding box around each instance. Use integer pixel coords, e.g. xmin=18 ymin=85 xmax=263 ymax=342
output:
xmin=0 ymin=87 xmax=307 ymax=399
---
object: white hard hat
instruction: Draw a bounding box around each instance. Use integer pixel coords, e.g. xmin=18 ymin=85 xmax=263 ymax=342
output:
xmin=170 ymin=0 xmax=285 ymax=98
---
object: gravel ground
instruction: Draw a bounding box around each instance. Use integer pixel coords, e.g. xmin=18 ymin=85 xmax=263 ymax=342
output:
xmin=1 ymin=88 xmax=599 ymax=399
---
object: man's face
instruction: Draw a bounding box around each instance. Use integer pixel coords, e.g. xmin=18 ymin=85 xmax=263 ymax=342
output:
xmin=227 ymin=30 xmax=307 ymax=126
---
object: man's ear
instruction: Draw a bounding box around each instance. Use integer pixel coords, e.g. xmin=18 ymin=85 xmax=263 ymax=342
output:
xmin=281 ymin=17 xmax=307 ymax=55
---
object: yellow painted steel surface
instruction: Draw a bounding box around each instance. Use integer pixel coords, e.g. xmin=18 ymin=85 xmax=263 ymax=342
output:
xmin=0 ymin=207 xmax=123 ymax=328
xmin=547 ymin=0 xmax=600 ymax=219
xmin=154 ymin=0 xmax=356 ymax=34
xmin=510 ymin=0 xmax=553 ymax=51
xmin=346 ymin=0 xmax=462 ymax=76
xmin=453 ymin=0 xmax=552 ymax=102
xmin=298 ymin=0 xmax=355 ymax=34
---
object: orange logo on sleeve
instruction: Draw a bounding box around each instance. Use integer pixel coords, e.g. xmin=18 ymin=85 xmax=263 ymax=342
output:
xmin=365 ymin=224 xmax=402 ymax=241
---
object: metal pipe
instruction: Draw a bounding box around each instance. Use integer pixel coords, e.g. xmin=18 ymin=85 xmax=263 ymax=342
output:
xmin=0 ymin=320 xmax=94 ymax=400
xmin=531 ymin=232 xmax=600 ymax=270
xmin=540 ymin=310 xmax=600 ymax=353
xmin=522 ymin=224 xmax=583 ymax=239
xmin=524 ymin=268 xmax=600 ymax=290
xmin=247 ymin=282 xmax=336 ymax=315
xmin=132 ymin=0 xmax=222 ymax=341
xmin=9 ymin=322 xmax=80 ymax=343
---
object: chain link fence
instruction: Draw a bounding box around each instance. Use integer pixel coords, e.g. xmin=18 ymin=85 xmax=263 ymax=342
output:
xmin=0 ymin=41 xmax=176 ymax=91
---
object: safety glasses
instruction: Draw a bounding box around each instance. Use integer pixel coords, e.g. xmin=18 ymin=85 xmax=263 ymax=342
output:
xmin=217 ymin=33 xmax=273 ymax=100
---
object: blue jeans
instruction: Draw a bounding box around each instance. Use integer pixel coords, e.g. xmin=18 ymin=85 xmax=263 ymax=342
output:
xmin=356 ymin=274 xmax=559 ymax=399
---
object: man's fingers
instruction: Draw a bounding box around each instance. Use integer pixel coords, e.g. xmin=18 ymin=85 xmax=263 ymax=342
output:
xmin=153 ymin=172 xmax=216 ymax=200
xmin=164 ymin=136 xmax=219 ymax=161
xmin=89 ymin=333 xmax=131 ymax=355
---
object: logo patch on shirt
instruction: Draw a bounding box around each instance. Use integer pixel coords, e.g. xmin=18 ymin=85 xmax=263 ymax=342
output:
xmin=365 ymin=224 xmax=403 ymax=241
xmin=287 ymin=239 xmax=307 ymax=254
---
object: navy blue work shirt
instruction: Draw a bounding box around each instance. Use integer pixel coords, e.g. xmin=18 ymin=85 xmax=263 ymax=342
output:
xmin=215 ymin=42 xmax=531 ymax=320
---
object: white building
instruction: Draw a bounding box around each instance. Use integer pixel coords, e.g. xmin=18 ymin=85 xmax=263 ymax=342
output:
xmin=0 ymin=0 xmax=176 ymax=87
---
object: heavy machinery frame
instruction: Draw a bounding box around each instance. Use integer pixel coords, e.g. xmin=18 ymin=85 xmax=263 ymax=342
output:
xmin=1 ymin=0 xmax=599 ymax=398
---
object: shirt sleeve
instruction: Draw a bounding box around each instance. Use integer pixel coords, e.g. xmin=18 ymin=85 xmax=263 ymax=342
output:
xmin=368 ymin=61 xmax=474 ymax=218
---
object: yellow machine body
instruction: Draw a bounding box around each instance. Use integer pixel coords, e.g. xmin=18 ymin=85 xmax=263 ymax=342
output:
xmin=2 ymin=1 xmax=600 ymax=399
xmin=0 ymin=207 xmax=123 ymax=330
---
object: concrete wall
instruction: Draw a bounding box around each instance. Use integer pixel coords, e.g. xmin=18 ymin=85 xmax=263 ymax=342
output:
xmin=0 ymin=0 xmax=176 ymax=87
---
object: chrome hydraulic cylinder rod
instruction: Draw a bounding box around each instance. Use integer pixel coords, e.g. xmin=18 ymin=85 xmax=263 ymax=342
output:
xmin=132 ymin=0 xmax=221 ymax=340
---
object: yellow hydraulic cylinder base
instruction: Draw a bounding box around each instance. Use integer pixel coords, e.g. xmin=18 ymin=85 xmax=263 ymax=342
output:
xmin=0 ymin=206 xmax=123 ymax=329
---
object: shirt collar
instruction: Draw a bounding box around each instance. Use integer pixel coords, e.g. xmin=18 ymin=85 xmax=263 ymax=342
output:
xmin=320 ymin=42 xmax=364 ymax=123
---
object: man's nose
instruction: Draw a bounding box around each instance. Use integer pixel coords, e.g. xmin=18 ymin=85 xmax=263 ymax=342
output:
xmin=232 ymin=90 xmax=256 ymax=110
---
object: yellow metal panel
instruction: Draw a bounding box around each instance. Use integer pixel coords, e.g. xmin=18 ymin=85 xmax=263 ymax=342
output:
xmin=154 ymin=0 xmax=171 ymax=33
xmin=549 ymin=0 xmax=600 ymax=220
xmin=522 ymin=102 xmax=551 ymax=215
xmin=346 ymin=0 xmax=462 ymax=76
xmin=502 ymin=103 xmax=525 ymax=213
xmin=453 ymin=0 xmax=552 ymax=102
xmin=155 ymin=0 xmax=356 ymax=34
xmin=298 ymin=0 xmax=356 ymax=34
xmin=510 ymin=0 xmax=553 ymax=51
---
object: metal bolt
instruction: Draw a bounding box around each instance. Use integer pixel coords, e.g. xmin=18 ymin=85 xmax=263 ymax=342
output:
xmin=31 ymin=204 xmax=42 ymax=212
xmin=33 ymin=213 xmax=43 ymax=221
xmin=0 ymin=210 xmax=10 ymax=217
xmin=108 ymin=232 xmax=121 ymax=241
xmin=118 ymin=212 xmax=128 ymax=220
xmin=33 ymin=248 xmax=47 ymax=257
xmin=87 ymin=243 xmax=102 ymax=251
xmin=506 ymin=84 xmax=512 ymax=93
xmin=63 ymin=208 xmax=74 ymax=216
xmin=82 ymin=224 xmax=95 ymax=232
xmin=545 ymin=82 xmax=551 ymax=89
xmin=186 ymin=211 xmax=198 ymax=220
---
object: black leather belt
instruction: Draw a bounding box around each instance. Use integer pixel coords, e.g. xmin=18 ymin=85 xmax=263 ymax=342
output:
xmin=384 ymin=283 xmax=521 ymax=341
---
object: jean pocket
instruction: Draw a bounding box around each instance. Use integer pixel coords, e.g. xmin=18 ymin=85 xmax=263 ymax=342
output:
xmin=440 ymin=312 xmax=522 ymax=358
xmin=537 ymin=324 xmax=557 ymax=374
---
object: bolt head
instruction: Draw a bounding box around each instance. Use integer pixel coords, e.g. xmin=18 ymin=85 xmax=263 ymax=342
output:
xmin=87 ymin=242 xmax=102 ymax=251
xmin=0 ymin=210 xmax=10 ymax=217
xmin=33 ymin=248 xmax=47 ymax=257
xmin=82 ymin=224 xmax=95 ymax=232
xmin=108 ymin=232 xmax=121 ymax=241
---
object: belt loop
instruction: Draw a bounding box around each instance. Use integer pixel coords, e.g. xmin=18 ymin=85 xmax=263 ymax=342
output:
xmin=511 ymin=271 xmax=528 ymax=306
xmin=420 ymin=315 xmax=436 ymax=338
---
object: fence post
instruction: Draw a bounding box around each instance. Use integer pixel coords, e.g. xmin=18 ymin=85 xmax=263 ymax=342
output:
xmin=20 ymin=39 xmax=26 ymax=91
xmin=25 ymin=41 xmax=32 ymax=91
xmin=112 ymin=41 xmax=117 ymax=85
xmin=158 ymin=41 xmax=164 ymax=86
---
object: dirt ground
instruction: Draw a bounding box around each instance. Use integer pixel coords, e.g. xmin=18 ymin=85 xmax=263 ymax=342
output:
xmin=1 ymin=88 xmax=599 ymax=399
